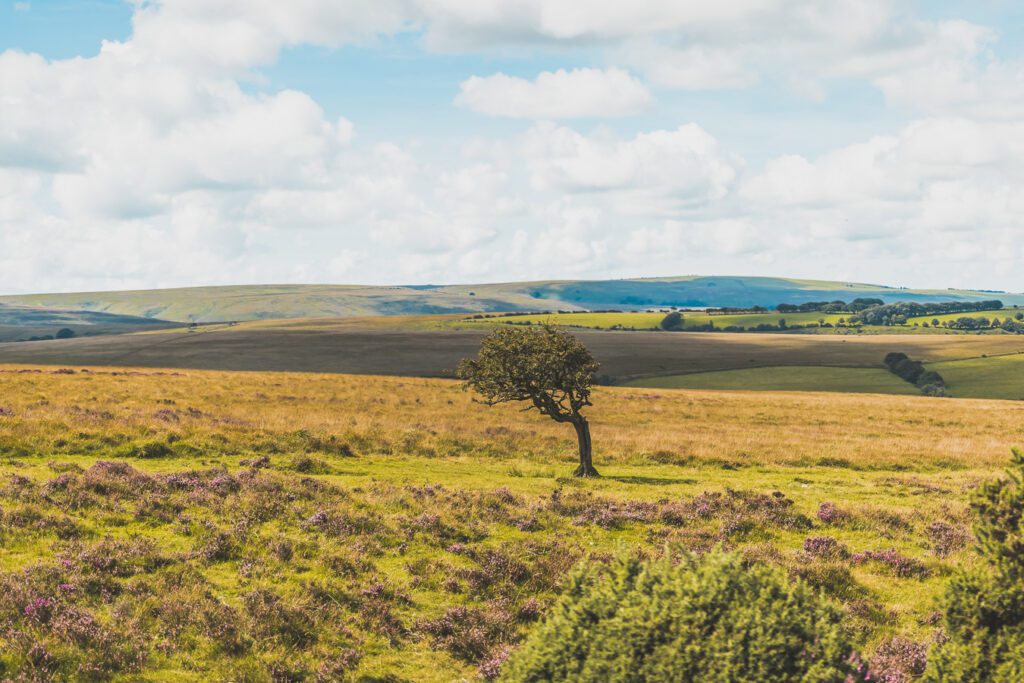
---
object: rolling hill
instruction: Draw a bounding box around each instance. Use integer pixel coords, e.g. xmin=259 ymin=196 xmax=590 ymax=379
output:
xmin=0 ymin=302 xmax=178 ymax=342
xmin=2 ymin=276 xmax=1021 ymax=323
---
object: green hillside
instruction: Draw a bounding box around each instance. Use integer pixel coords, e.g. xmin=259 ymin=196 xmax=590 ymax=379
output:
xmin=2 ymin=277 xmax=1021 ymax=323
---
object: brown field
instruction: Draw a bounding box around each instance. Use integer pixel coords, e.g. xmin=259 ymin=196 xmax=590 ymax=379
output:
xmin=1 ymin=318 xmax=1022 ymax=383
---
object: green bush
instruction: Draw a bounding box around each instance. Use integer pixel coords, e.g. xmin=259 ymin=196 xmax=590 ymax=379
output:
xmin=500 ymin=551 xmax=862 ymax=683
xmin=926 ymin=449 xmax=1024 ymax=682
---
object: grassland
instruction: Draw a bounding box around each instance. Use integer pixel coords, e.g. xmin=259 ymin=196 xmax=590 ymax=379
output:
xmin=928 ymin=354 xmax=1024 ymax=400
xmin=621 ymin=366 xmax=920 ymax=394
xmin=470 ymin=310 xmax=848 ymax=330
xmin=0 ymin=365 xmax=1021 ymax=680
xmin=619 ymin=352 xmax=1024 ymax=400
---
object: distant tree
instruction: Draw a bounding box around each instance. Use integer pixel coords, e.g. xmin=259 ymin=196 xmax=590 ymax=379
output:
xmin=55 ymin=328 xmax=75 ymax=339
xmin=659 ymin=311 xmax=684 ymax=331
xmin=933 ymin=319 xmax=941 ymax=327
xmin=1016 ymin=313 xmax=1024 ymax=321
xmin=458 ymin=326 xmax=601 ymax=477
xmin=778 ymin=318 xmax=787 ymax=329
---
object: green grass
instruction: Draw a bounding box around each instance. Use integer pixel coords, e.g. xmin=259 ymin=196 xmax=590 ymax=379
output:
xmin=0 ymin=452 xmax=981 ymax=680
xmin=907 ymin=309 xmax=1021 ymax=325
xmin=473 ymin=310 xmax=849 ymax=330
xmin=928 ymin=352 xmax=1024 ymax=399
xmin=620 ymin=366 xmax=920 ymax=394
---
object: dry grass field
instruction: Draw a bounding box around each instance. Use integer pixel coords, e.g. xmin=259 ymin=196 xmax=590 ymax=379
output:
xmin=0 ymin=364 xmax=1021 ymax=679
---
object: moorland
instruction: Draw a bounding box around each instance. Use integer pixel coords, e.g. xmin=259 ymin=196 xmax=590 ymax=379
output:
xmin=0 ymin=365 xmax=1020 ymax=680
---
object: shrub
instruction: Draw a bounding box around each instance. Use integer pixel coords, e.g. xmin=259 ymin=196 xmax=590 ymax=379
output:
xmin=500 ymin=551 xmax=864 ymax=682
xmin=925 ymin=449 xmax=1024 ymax=682
xmin=55 ymin=328 xmax=76 ymax=339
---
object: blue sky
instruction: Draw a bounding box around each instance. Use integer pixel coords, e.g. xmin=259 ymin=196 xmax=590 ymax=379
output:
xmin=2 ymin=1 xmax=1024 ymax=293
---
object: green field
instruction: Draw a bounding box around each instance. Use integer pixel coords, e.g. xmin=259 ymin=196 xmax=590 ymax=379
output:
xmin=907 ymin=308 xmax=1021 ymax=325
xmin=621 ymin=351 xmax=1024 ymax=400
xmin=620 ymin=366 xmax=920 ymax=394
xmin=928 ymin=353 xmax=1024 ymax=400
xmin=475 ymin=310 xmax=848 ymax=330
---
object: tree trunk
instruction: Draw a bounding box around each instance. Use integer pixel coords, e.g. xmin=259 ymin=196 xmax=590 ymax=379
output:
xmin=571 ymin=417 xmax=599 ymax=477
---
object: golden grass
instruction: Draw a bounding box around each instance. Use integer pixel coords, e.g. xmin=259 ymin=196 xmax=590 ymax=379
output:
xmin=2 ymin=364 xmax=1021 ymax=470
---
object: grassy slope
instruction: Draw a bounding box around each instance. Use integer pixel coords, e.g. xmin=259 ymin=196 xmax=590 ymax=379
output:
xmin=4 ymin=277 xmax=1022 ymax=323
xmin=0 ymin=303 xmax=178 ymax=342
xmin=620 ymin=366 xmax=920 ymax=394
xmin=928 ymin=354 xmax=1024 ymax=400
xmin=0 ymin=366 xmax=1020 ymax=679
xmin=620 ymin=351 xmax=1024 ymax=400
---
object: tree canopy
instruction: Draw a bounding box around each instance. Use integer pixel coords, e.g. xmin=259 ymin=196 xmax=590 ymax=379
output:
xmin=458 ymin=325 xmax=601 ymax=476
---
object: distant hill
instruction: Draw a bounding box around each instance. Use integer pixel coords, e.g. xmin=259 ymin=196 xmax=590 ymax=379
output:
xmin=0 ymin=303 xmax=177 ymax=342
xmin=1 ymin=277 xmax=1021 ymax=323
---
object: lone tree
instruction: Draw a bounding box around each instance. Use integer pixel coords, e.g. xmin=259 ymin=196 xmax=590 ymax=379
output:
xmin=458 ymin=325 xmax=601 ymax=477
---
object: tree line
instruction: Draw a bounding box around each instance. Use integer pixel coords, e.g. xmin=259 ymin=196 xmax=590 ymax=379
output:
xmin=776 ymin=297 xmax=884 ymax=313
xmin=849 ymin=300 xmax=1005 ymax=326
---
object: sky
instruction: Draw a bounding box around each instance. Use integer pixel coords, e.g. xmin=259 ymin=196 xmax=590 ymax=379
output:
xmin=2 ymin=1 xmax=1024 ymax=294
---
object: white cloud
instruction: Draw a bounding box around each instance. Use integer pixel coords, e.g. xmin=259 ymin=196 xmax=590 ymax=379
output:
xmin=455 ymin=67 xmax=652 ymax=118
xmin=520 ymin=123 xmax=739 ymax=206
xmin=2 ymin=0 xmax=1024 ymax=294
